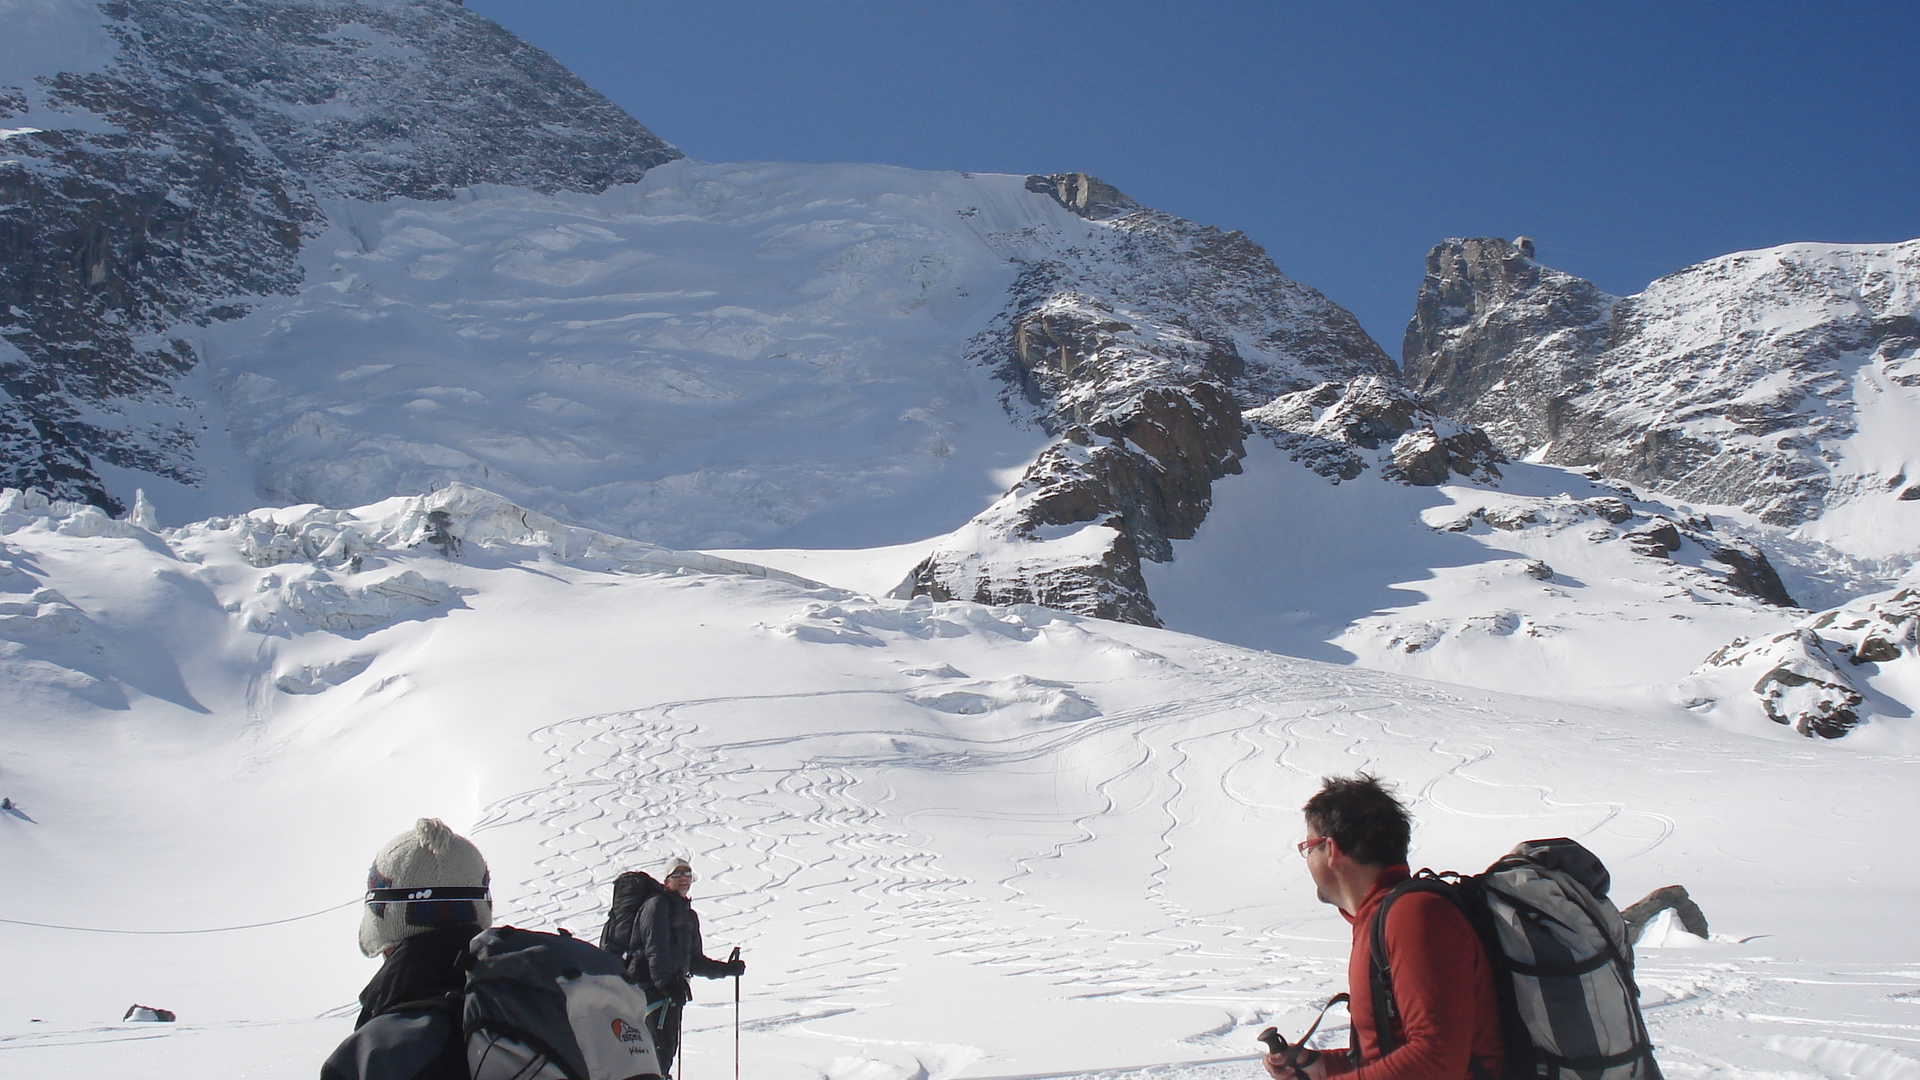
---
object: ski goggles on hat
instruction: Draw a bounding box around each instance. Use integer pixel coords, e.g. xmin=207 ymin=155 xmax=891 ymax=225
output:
xmin=366 ymin=870 xmax=491 ymax=927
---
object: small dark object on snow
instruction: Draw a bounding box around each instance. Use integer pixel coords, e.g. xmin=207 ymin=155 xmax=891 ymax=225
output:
xmin=124 ymin=1004 xmax=176 ymax=1022
xmin=1620 ymin=884 xmax=1709 ymax=943
xmin=1523 ymin=559 xmax=1554 ymax=581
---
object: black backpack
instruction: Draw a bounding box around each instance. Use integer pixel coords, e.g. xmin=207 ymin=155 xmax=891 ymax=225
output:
xmin=1367 ymin=838 xmax=1662 ymax=1080
xmin=600 ymin=871 xmax=665 ymax=961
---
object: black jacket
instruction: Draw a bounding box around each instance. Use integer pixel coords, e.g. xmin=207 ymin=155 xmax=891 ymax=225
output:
xmin=320 ymin=926 xmax=475 ymax=1080
xmin=633 ymin=891 xmax=730 ymax=1001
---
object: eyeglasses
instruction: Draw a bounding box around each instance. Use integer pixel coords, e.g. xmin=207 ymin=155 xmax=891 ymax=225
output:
xmin=1297 ymin=836 xmax=1330 ymax=858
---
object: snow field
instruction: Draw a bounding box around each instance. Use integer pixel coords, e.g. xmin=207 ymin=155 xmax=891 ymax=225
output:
xmin=3 ymin=490 xmax=1918 ymax=1080
xmin=169 ymin=160 xmax=1100 ymax=547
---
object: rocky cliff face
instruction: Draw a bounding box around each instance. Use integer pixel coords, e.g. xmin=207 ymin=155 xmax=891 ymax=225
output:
xmin=0 ymin=0 xmax=677 ymax=508
xmin=1403 ymin=238 xmax=1920 ymax=539
xmin=901 ymin=173 xmax=1398 ymax=625
xmin=1247 ymin=375 xmax=1505 ymax=487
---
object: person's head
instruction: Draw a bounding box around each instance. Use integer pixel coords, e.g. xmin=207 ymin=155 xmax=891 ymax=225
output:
xmin=1301 ymin=774 xmax=1412 ymax=868
xmin=359 ymin=818 xmax=491 ymax=958
xmin=661 ymin=856 xmax=695 ymax=897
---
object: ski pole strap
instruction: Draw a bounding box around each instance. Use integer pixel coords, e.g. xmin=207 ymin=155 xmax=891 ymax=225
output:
xmin=1297 ymin=992 xmax=1349 ymax=1051
xmin=1272 ymin=992 xmax=1349 ymax=1078
xmin=365 ymin=886 xmax=491 ymax=904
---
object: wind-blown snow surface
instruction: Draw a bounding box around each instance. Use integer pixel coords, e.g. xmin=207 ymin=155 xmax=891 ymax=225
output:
xmin=155 ymin=160 xmax=1109 ymax=546
xmin=3 ymin=488 xmax=1918 ymax=1079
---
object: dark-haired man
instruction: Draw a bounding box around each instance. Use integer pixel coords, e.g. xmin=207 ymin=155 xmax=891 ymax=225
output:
xmin=1265 ymin=775 xmax=1502 ymax=1080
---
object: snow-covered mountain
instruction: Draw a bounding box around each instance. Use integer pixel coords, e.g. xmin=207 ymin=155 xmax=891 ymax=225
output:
xmin=0 ymin=0 xmax=676 ymax=509
xmin=5 ymin=0 xmax=1411 ymax=628
xmin=1402 ymin=237 xmax=1920 ymax=558
xmin=5 ymin=0 xmax=1913 ymax=740
xmin=1393 ymin=236 xmax=1919 ymax=734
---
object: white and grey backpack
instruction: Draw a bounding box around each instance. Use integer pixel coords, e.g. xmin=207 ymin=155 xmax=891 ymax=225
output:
xmin=1369 ymin=838 xmax=1662 ymax=1080
xmin=465 ymin=926 xmax=664 ymax=1080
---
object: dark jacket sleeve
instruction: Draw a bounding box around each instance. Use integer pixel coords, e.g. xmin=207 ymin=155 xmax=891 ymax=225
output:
xmin=686 ymin=907 xmax=729 ymax=979
xmin=1337 ymin=892 xmax=1495 ymax=1080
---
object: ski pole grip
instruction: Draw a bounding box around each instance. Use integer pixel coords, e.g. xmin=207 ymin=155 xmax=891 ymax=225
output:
xmin=1257 ymin=1027 xmax=1288 ymax=1056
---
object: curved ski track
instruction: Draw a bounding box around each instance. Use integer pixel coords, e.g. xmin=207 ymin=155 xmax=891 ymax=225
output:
xmin=465 ymin=641 xmax=1693 ymax=1042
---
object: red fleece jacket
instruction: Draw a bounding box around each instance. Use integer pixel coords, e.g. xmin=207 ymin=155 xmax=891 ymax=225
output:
xmin=1324 ymin=867 xmax=1503 ymax=1080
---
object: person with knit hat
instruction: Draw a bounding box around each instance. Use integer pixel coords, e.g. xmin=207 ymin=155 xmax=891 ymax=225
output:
xmin=618 ymin=856 xmax=744 ymax=1079
xmin=321 ymin=818 xmax=493 ymax=1080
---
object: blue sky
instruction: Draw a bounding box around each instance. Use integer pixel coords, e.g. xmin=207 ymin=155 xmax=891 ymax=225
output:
xmin=464 ymin=1 xmax=1919 ymax=354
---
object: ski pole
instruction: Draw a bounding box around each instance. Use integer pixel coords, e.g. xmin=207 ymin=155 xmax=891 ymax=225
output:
xmin=729 ymin=946 xmax=742 ymax=1080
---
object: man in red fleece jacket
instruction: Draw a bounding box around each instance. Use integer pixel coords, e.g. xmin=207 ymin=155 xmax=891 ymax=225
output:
xmin=1265 ymin=775 xmax=1503 ymax=1080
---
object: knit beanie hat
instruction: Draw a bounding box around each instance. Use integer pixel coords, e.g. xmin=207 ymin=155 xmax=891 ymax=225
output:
xmin=358 ymin=818 xmax=492 ymax=957
xmin=660 ymin=856 xmax=695 ymax=882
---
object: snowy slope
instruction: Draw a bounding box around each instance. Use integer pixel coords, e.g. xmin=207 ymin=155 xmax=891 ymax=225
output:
xmin=3 ymin=488 xmax=1919 ymax=1079
xmin=171 ymin=161 xmax=1074 ymax=546
xmin=1140 ymin=443 xmax=1794 ymax=705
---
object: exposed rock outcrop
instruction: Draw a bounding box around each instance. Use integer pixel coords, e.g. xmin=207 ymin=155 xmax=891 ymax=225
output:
xmin=0 ymin=0 xmax=679 ymax=507
xmin=1621 ymin=885 xmax=1709 ymax=944
xmin=1402 ymin=237 xmax=1615 ymax=443
xmin=1246 ymin=376 xmax=1504 ymax=486
xmin=1402 ymin=237 xmax=1920 ymax=535
xmin=1687 ymin=584 xmax=1917 ymax=738
xmin=1024 ymin=172 xmax=1140 ymax=221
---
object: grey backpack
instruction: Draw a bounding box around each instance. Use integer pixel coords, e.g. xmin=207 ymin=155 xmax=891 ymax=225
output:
xmin=1369 ymin=838 xmax=1662 ymax=1080
xmin=465 ymin=926 xmax=664 ymax=1080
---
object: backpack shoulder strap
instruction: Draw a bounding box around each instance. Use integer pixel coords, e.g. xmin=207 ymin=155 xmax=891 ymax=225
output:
xmin=1366 ymin=872 xmax=1462 ymax=1058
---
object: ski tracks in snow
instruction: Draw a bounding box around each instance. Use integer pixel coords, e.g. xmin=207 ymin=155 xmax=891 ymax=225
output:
xmin=461 ymin=638 xmax=1915 ymax=1080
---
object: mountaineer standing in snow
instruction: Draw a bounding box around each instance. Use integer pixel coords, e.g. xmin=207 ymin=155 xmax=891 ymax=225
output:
xmin=1266 ymin=776 xmax=1502 ymax=1080
xmin=321 ymin=818 xmax=493 ymax=1080
xmin=601 ymin=857 xmax=745 ymax=1079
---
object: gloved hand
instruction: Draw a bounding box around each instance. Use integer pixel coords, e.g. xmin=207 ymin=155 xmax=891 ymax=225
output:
xmin=724 ymin=957 xmax=746 ymax=977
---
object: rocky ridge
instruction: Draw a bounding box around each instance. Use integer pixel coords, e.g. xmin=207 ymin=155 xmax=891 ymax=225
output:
xmin=0 ymin=0 xmax=678 ymax=508
xmin=1247 ymin=374 xmax=1505 ymax=487
xmin=1403 ymin=237 xmax=1920 ymax=538
xmin=901 ymin=173 xmax=1404 ymax=624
